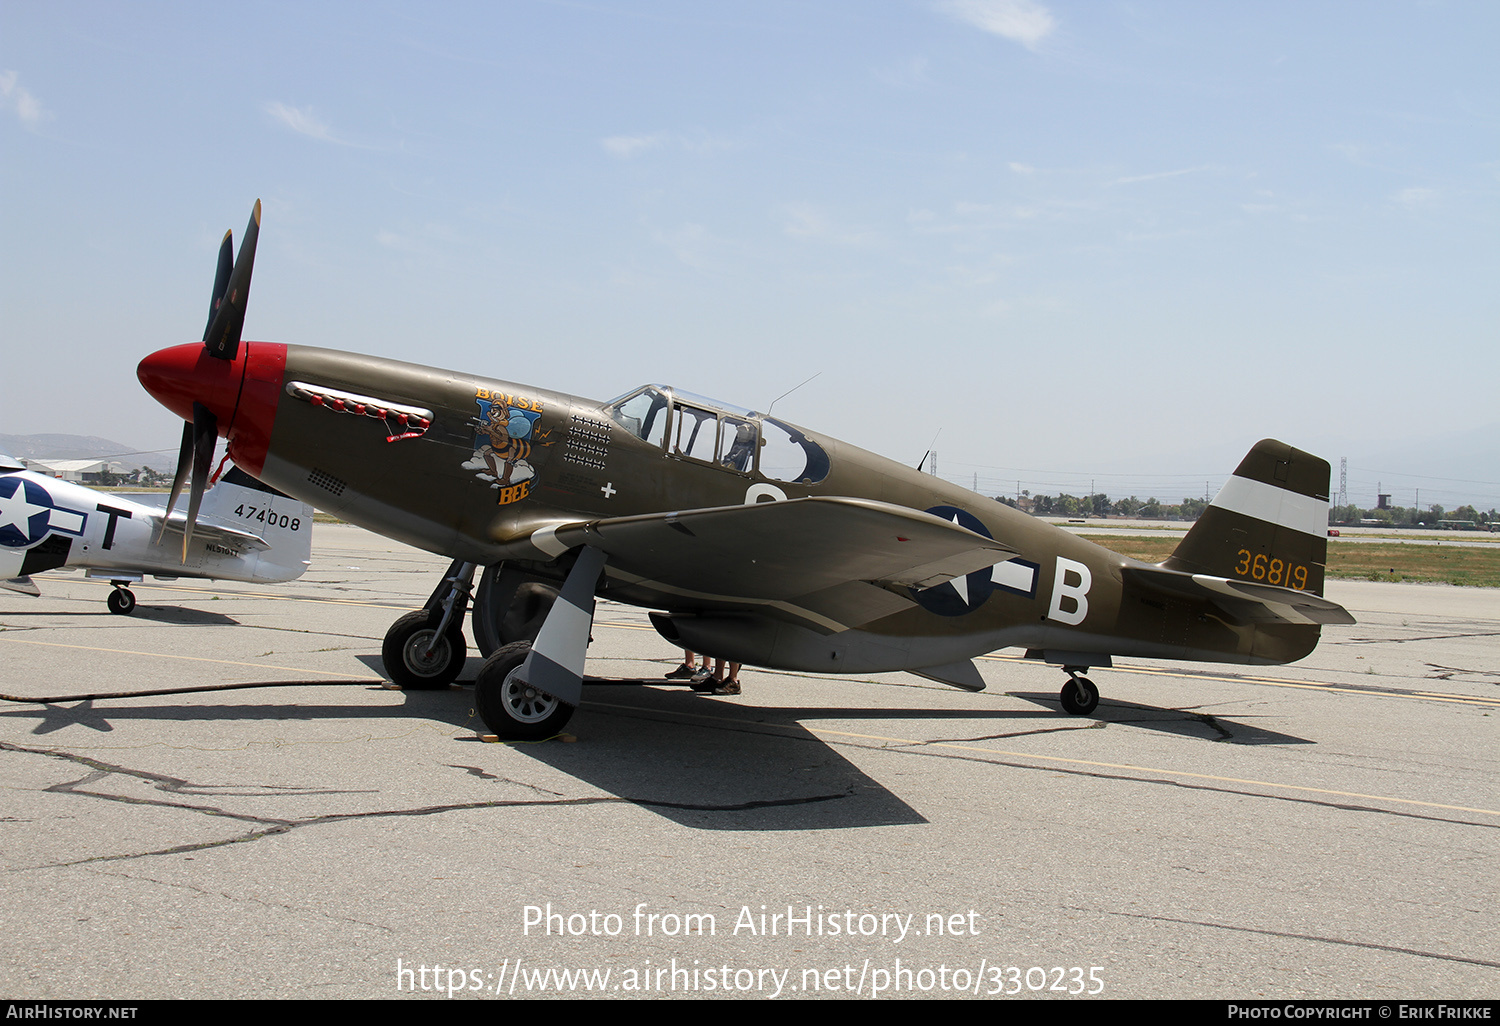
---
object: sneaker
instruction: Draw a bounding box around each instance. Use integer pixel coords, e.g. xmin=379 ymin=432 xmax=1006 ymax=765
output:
xmin=689 ymin=668 xmax=717 ymax=692
xmin=664 ymin=663 xmax=696 ymax=680
xmin=713 ymin=680 xmax=741 ymax=695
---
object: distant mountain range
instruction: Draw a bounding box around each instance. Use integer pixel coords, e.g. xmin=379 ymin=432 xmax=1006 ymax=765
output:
xmin=0 ymin=433 xmax=180 ymax=473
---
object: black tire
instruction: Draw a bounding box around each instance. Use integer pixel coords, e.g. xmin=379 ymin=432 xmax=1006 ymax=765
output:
xmin=1059 ymin=676 xmax=1100 ymax=716
xmin=381 ymin=610 xmax=466 ymax=689
xmin=474 ymin=641 xmax=575 ymax=740
xmin=107 ymin=588 xmax=136 ymax=615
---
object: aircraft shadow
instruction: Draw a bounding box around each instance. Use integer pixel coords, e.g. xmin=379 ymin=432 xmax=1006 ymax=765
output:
xmin=0 ymin=605 xmax=238 ymax=626
xmin=3 ymin=668 xmax=1304 ymax=833
xmin=502 ymin=682 xmax=929 ymax=832
xmin=122 ymin=606 xmax=241 ymax=626
xmin=1008 ymin=691 xmax=1314 ymax=745
xmin=580 ymin=678 xmax=1316 ymax=747
xmin=0 ymin=679 xmax=927 ymax=832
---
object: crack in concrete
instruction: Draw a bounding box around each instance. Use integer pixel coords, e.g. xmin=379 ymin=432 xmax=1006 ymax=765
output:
xmin=1344 ymin=630 xmax=1500 ymax=646
xmin=3 ymin=741 xmax=850 ymax=868
xmin=1424 ymin=663 xmax=1500 ymax=685
xmin=1094 ymin=908 xmax=1500 ymax=971
xmin=903 ymin=721 xmax=1106 ymax=747
xmin=799 ymin=735 xmax=1498 ymax=831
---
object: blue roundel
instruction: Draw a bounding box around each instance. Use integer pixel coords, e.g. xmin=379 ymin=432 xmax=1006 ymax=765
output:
xmin=913 ymin=505 xmax=994 ymax=617
xmin=0 ymin=477 xmax=59 ymax=549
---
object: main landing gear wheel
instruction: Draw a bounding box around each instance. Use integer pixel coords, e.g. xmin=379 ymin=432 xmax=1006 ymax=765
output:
xmin=106 ymin=588 xmax=136 ymax=616
xmin=1059 ymin=676 xmax=1100 ymax=716
xmin=474 ymin=641 xmax=576 ymax=741
xmin=382 ymin=611 xmax=466 ymax=690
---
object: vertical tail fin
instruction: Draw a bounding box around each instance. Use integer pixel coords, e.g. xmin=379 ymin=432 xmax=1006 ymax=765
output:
xmin=198 ymin=465 xmax=314 ymax=583
xmin=1165 ymin=439 xmax=1331 ymax=595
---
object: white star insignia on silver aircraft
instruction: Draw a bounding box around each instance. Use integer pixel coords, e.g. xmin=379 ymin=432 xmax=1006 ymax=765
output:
xmin=0 ymin=479 xmax=50 ymax=543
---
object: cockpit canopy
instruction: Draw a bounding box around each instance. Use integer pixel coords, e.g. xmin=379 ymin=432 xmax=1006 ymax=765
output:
xmin=604 ymin=385 xmax=829 ymax=485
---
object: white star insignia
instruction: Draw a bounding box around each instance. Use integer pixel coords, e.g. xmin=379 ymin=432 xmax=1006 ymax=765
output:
xmin=0 ymin=480 xmax=48 ymax=540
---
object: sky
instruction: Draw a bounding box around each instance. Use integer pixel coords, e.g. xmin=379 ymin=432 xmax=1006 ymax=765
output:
xmin=2 ymin=0 xmax=1497 ymax=510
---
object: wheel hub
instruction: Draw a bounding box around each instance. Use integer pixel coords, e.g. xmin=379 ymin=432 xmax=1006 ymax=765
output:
xmin=503 ymin=671 xmax=560 ymax=723
xmin=402 ymin=630 xmax=449 ymax=675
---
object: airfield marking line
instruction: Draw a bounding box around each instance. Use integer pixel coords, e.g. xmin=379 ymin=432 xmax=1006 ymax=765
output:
xmin=0 ymin=637 xmax=363 ymax=678
xmin=585 ymin=699 xmax=1500 ymax=820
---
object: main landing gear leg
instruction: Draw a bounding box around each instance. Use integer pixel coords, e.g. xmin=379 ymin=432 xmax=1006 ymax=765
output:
xmin=1058 ymin=667 xmax=1100 ymax=716
xmin=381 ymin=559 xmax=476 ymax=690
xmin=474 ymin=546 xmax=607 ymax=741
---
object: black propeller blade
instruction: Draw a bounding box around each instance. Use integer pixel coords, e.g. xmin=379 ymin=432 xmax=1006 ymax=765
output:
xmin=204 ymin=229 xmax=234 ymax=341
xmin=182 ymin=402 xmax=218 ymax=560
xmin=159 ymin=419 xmax=194 ymax=536
xmin=203 ymin=199 xmax=260 ymax=361
xmin=157 ymin=199 xmax=261 ymax=559
xmin=157 ymin=404 xmax=218 ymax=561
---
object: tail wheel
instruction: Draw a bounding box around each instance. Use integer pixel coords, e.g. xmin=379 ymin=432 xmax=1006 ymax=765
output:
xmin=474 ymin=641 xmax=575 ymax=740
xmin=382 ymin=610 xmax=466 ymax=690
xmin=106 ymin=588 xmax=136 ymax=616
xmin=1059 ymin=676 xmax=1100 ymax=716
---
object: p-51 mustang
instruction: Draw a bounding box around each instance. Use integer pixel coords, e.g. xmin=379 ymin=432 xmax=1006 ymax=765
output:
xmin=137 ymin=202 xmax=1352 ymax=739
xmin=1 ymin=453 xmax=312 ymax=612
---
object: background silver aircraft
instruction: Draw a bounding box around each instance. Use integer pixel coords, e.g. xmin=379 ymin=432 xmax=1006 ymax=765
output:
xmin=0 ymin=453 xmax=312 ymax=613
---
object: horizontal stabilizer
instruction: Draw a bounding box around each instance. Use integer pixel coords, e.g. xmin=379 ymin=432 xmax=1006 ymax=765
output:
xmin=152 ymin=514 xmax=271 ymax=552
xmin=1125 ymin=566 xmax=1354 ymax=626
xmin=910 ymin=659 xmax=987 ymax=692
xmin=2 ymin=576 xmax=40 ymax=597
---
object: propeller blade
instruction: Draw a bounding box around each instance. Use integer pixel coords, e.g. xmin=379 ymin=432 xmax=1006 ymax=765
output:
xmin=181 ymin=402 xmax=218 ymax=561
xmin=203 ymin=229 xmax=234 ymax=341
xmin=203 ymin=199 xmax=261 ymax=361
xmin=155 ymin=419 xmax=195 ymax=545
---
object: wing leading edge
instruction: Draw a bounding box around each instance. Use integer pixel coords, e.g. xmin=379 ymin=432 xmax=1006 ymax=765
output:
xmin=531 ymin=496 xmax=1017 ymax=631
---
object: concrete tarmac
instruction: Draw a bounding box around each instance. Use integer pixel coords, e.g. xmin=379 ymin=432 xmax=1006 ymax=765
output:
xmin=2 ymin=525 xmax=1496 ymax=1000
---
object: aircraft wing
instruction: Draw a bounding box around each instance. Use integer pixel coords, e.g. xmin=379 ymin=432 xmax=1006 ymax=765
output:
xmin=544 ymin=496 xmax=1018 ymax=630
xmin=1123 ymin=566 xmax=1355 ymax=626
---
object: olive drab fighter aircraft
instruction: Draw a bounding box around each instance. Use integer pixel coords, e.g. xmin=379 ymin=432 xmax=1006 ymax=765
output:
xmin=0 ymin=454 xmax=313 ymax=612
xmin=136 ymin=202 xmax=1354 ymax=740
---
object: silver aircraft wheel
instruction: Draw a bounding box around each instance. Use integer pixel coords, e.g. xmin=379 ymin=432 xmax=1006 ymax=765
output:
xmin=501 ymin=671 xmax=562 ymax=724
xmin=474 ymin=640 xmax=576 ymax=740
